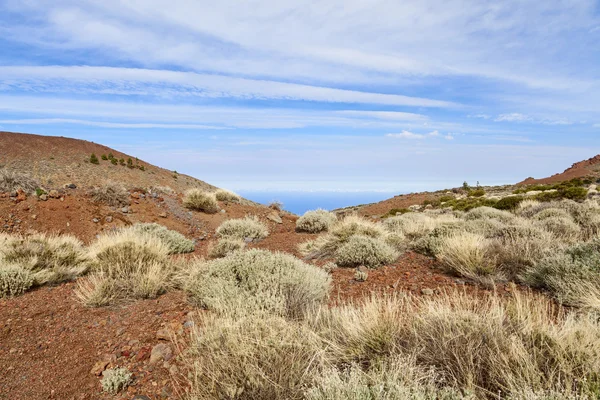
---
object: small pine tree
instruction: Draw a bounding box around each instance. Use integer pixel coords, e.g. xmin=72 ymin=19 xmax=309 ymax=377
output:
xmin=462 ymin=181 xmax=470 ymax=191
xmin=127 ymin=158 xmax=134 ymax=168
xmin=111 ymin=158 xmax=118 ymax=165
xmin=108 ymin=153 xmax=114 ymax=159
xmin=90 ymin=153 xmax=100 ymax=165
xmin=119 ymin=158 xmax=125 ymax=166
xmin=101 ymin=154 xmax=108 ymax=160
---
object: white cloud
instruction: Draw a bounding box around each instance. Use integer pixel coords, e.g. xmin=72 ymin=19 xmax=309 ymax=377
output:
xmin=0 ymin=118 xmax=228 ymax=129
xmin=495 ymin=113 xmax=533 ymax=122
xmin=386 ymin=130 xmax=442 ymax=139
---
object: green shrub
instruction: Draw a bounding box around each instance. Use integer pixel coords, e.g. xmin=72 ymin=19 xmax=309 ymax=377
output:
xmin=468 ymin=188 xmax=486 ymax=197
xmin=382 ymin=208 xmax=412 ymax=218
xmin=296 ymin=209 xmax=337 ymax=233
xmin=494 ymin=195 xmax=524 ymax=210
xmin=101 ymin=154 xmax=108 ymax=160
xmin=216 ymin=216 xmax=268 ymax=240
xmin=110 ymin=158 xmax=118 ymax=165
xmin=0 ymin=266 xmax=34 ymax=297
xmin=90 ymin=153 xmax=99 ymax=164
xmin=208 ymin=238 xmax=246 ymax=258
xmin=126 ymin=158 xmax=134 ymax=168
xmin=35 ymin=187 xmax=47 ymax=197
xmin=101 ymin=367 xmax=132 ymax=394
xmin=439 ymin=195 xmax=455 ymax=203
xmin=183 ymin=189 xmax=219 ymax=213
xmin=335 ymin=235 xmax=398 ymax=269
xmin=184 ymin=249 xmax=330 ymax=318
xmin=127 ymin=223 xmax=195 ymax=254
xmin=119 ymin=158 xmax=125 ymax=166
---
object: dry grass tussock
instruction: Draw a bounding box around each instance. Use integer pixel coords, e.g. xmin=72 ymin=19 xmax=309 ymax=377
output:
xmin=184 ymin=249 xmax=330 ymax=319
xmin=216 ymin=215 xmax=268 ymax=240
xmin=214 ymin=189 xmax=241 ymax=202
xmin=76 ymin=230 xmax=173 ymax=306
xmin=89 ymin=182 xmax=130 ymax=207
xmin=126 ymin=223 xmax=195 ymax=254
xmin=0 ymin=168 xmax=39 ymax=193
xmin=0 ymin=265 xmax=34 ymax=298
xmin=207 ymin=238 xmax=246 ymax=258
xmin=183 ymin=189 xmax=219 ymax=213
xmin=296 ymin=209 xmax=337 ymax=233
xmin=0 ymin=232 xmax=89 ymax=286
xmin=184 ymin=290 xmax=600 ymax=399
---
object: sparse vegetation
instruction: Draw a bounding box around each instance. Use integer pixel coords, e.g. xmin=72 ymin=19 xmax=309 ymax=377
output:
xmin=296 ymin=209 xmax=337 ymax=233
xmin=89 ymin=182 xmax=129 ymax=207
xmin=101 ymin=367 xmax=132 ymax=394
xmin=0 ymin=169 xmax=39 ymax=193
xmin=127 ymin=223 xmax=195 ymax=254
xmin=216 ymin=216 xmax=269 ymax=240
xmin=184 ymin=249 xmax=330 ymax=318
xmin=335 ymin=235 xmax=398 ymax=268
xmin=214 ymin=189 xmax=241 ymax=202
xmin=183 ymin=189 xmax=219 ymax=213
xmin=0 ymin=265 xmax=34 ymax=298
xmin=207 ymin=238 xmax=246 ymax=258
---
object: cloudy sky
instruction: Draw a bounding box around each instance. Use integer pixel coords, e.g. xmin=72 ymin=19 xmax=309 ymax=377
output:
xmin=1 ymin=0 xmax=599 ymax=192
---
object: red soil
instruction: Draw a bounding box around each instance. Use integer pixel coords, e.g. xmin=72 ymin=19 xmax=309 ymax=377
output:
xmin=518 ymin=154 xmax=600 ymax=185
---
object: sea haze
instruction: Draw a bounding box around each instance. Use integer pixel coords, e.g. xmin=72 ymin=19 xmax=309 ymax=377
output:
xmin=236 ymin=191 xmax=402 ymax=215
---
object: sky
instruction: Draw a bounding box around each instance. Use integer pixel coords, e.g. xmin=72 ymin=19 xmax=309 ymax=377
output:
xmin=1 ymin=0 xmax=600 ymax=193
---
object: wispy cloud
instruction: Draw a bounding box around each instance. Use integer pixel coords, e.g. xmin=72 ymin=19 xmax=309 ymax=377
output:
xmin=385 ymin=130 xmax=447 ymax=140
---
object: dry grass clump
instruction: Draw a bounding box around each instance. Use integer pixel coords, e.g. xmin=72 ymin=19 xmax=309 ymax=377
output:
xmin=436 ymin=232 xmax=499 ymax=284
xmin=183 ymin=189 xmax=219 ymax=213
xmin=214 ymin=189 xmax=241 ymax=202
xmin=184 ymin=291 xmax=600 ymax=399
xmin=90 ymin=182 xmax=129 ymax=207
xmin=296 ymin=209 xmax=337 ymax=233
xmin=533 ymin=216 xmax=581 ymax=242
xmin=0 ymin=265 xmax=34 ymax=298
xmin=383 ymin=212 xmax=453 ymax=239
xmin=186 ymin=315 xmax=325 ymax=400
xmin=216 ymin=216 xmax=268 ymax=240
xmin=207 ymin=238 xmax=246 ymax=258
xmin=0 ymin=168 xmax=39 ymax=193
xmin=76 ymin=231 xmax=171 ymax=306
xmin=184 ymin=249 xmax=330 ymax=318
xmin=0 ymin=233 xmax=89 ymax=286
xmin=335 ymin=235 xmax=398 ymax=268
xmin=299 ymin=215 xmax=389 ymax=260
xmin=464 ymin=206 xmax=516 ymax=224
xmin=127 ymin=223 xmax=194 ymax=254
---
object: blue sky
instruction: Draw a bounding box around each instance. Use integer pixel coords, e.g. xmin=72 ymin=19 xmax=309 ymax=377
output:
xmin=1 ymin=0 xmax=599 ymax=192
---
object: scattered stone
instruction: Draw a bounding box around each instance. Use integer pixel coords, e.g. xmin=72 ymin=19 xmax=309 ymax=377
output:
xmin=31 ymin=214 xmax=37 ymax=220
xmin=156 ymin=328 xmax=171 ymax=341
xmin=9 ymin=190 xmax=17 ymax=198
xmin=92 ymin=218 xmax=99 ymax=223
xmin=134 ymin=347 xmax=150 ymax=362
xmin=131 ymin=192 xmax=140 ymax=199
xmin=244 ymin=237 xmax=254 ymax=243
xmin=16 ymin=189 xmax=27 ymax=203
xmin=105 ymin=216 xmax=113 ymax=223
xmin=421 ymin=288 xmax=434 ymax=296
xmin=39 ymin=194 xmax=48 ymax=201
xmin=150 ymin=343 xmax=173 ymax=364
xmin=182 ymin=320 xmax=194 ymax=329
xmin=266 ymin=212 xmax=282 ymax=224
xmin=121 ymin=207 xmax=130 ymax=214
xmin=91 ymin=360 xmax=109 ymax=376
xmin=219 ymin=209 xmax=226 ymax=214
xmin=158 ymin=212 xmax=167 ymax=218
xmin=48 ymin=189 xmax=60 ymax=199
xmin=65 ymin=183 xmax=77 ymax=189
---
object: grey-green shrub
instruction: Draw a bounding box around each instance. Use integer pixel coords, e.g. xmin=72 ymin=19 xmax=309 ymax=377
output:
xmin=335 ymin=235 xmax=398 ymax=269
xmin=183 ymin=189 xmax=219 ymax=213
xmin=0 ymin=266 xmax=34 ymax=297
xmin=128 ymin=223 xmax=194 ymax=254
xmin=185 ymin=249 xmax=330 ymax=318
xmin=464 ymin=206 xmax=516 ymax=224
xmin=216 ymin=216 xmax=268 ymax=240
xmin=101 ymin=367 xmax=132 ymax=394
xmin=296 ymin=209 xmax=337 ymax=233
xmin=214 ymin=189 xmax=241 ymax=202
xmin=208 ymin=238 xmax=246 ymax=258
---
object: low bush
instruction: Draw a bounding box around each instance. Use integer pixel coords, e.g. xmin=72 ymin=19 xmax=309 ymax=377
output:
xmin=127 ymin=223 xmax=194 ymax=254
xmin=214 ymin=189 xmax=241 ymax=202
xmin=468 ymin=188 xmax=486 ymax=197
xmin=89 ymin=230 xmax=169 ymax=268
xmin=0 ymin=265 xmax=34 ymax=298
xmin=207 ymin=238 xmax=246 ymax=258
xmin=296 ymin=209 xmax=337 ymax=233
xmin=101 ymin=154 xmax=108 ymax=160
xmin=464 ymin=206 xmax=515 ymax=224
xmin=184 ymin=249 xmax=330 ymax=318
xmin=0 ymin=233 xmax=89 ymax=286
xmin=381 ymin=208 xmax=412 ymax=218
xmin=533 ymin=216 xmax=581 ymax=242
xmin=335 ymin=235 xmax=398 ymax=268
xmin=435 ymin=232 xmax=498 ymax=284
xmin=0 ymin=168 xmax=39 ymax=193
xmin=183 ymin=189 xmax=219 ymax=213
xmin=101 ymin=367 xmax=132 ymax=394
xmin=90 ymin=153 xmax=99 ymax=164
xmin=494 ymin=195 xmax=525 ymax=210
xmin=90 ymin=182 xmax=129 ymax=207
xmin=216 ymin=215 xmax=269 ymax=240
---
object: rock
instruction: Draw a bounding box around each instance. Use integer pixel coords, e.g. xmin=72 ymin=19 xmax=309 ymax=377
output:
xmin=139 ymin=193 xmax=146 ymax=199
xmin=134 ymin=347 xmax=151 ymax=361
xmin=121 ymin=207 xmax=130 ymax=214
xmin=90 ymin=360 xmax=109 ymax=376
xmin=92 ymin=218 xmax=99 ymax=223
xmin=16 ymin=189 xmax=27 ymax=203
xmin=150 ymin=343 xmax=173 ymax=364
xmin=131 ymin=192 xmax=140 ymax=199
xmin=48 ymin=189 xmax=60 ymax=199
xmin=408 ymin=204 xmax=422 ymax=211
xmin=31 ymin=214 xmax=37 ymax=220
xmin=182 ymin=320 xmax=194 ymax=329
xmin=266 ymin=212 xmax=282 ymax=224
xmin=65 ymin=183 xmax=77 ymax=189
xmin=156 ymin=328 xmax=172 ymax=341
xmin=105 ymin=216 xmax=113 ymax=223
xmin=9 ymin=191 xmax=17 ymax=198
xmin=244 ymin=237 xmax=254 ymax=243
xmin=219 ymin=209 xmax=226 ymax=214
xmin=39 ymin=194 xmax=48 ymax=201
xmin=158 ymin=212 xmax=167 ymax=218
xmin=357 ymin=265 xmax=369 ymax=274
xmin=421 ymin=288 xmax=434 ymax=296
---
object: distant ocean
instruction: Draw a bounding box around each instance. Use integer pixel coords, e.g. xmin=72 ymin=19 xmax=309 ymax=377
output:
xmin=237 ymin=191 xmax=402 ymax=215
